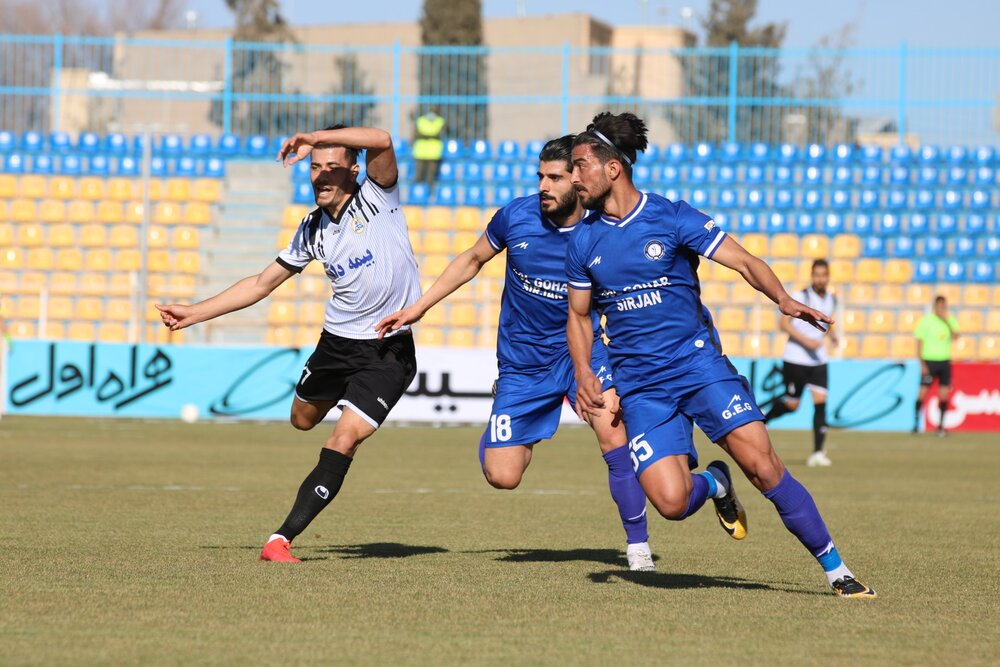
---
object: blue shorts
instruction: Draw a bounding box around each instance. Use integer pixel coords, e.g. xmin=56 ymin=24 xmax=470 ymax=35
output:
xmin=619 ymin=355 xmax=764 ymax=475
xmin=482 ymin=343 xmax=613 ymax=448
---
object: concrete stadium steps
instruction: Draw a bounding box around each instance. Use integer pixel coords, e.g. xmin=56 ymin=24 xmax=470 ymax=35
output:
xmin=198 ymin=161 xmax=290 ymax=344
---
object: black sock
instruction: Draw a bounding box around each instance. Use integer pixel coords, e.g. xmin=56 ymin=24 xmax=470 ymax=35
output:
xmin=813 ymin=404 xmax=827 ymax=452
xmin=914 ymin=399 xmax=922 ymax=430
xmin=764 ymin=399 xmax=794 ymax=423
xmin=939 ymin=399 xmax=948 ymax=431
xmin=275 ymin=449 xmax=352 ymax=542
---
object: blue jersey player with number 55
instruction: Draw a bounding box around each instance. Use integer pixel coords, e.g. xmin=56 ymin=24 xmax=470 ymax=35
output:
xmin=565 ymin=112 xmax=876 ymax=598
xmin=378 ymin=136 xmax=655 ymax=571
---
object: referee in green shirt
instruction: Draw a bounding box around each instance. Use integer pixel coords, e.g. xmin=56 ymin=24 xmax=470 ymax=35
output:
xmin=913 ymin=295 xmax=960 ymax=435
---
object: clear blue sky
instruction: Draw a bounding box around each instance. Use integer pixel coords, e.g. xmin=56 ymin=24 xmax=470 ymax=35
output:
xmin=188 ymin=0 xmax=999 ymax=48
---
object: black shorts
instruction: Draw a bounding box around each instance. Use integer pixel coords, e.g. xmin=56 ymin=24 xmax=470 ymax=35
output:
xmin=295 ymin=330 xmax=417 ymax=428
xmin=921 ymin=360 xmax=952 ymax=387
xmin=782 ymin=361 xmax=828 ymax=399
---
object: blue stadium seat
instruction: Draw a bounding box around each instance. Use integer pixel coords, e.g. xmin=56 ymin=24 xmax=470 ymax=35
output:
xmin=688 ymin=164 xmax=708 ymax=184
xmin=744 ymin=189 xmax=766 ymax=209
xmin=918 ymin=145 xmax=940 ymax=164
xmin=245 ymin=135 xmax=268 ymax=157
xmin=717 ymin=165 xmax=736 ymax=185
xmin=749 ymin=143 xmax=769 ymax=161
xmin=77 ymin=132 xmax=99 ymax=153
xmin=21 ymin=131 xmax=43 ymax=152
xmin=922 ymin=235 xmax=946 ymax=258
xmin=665 ymin=143 xmax=686 ymax=163
xmin=104 ymin=133 xmax=128 ymax=155
xmin=175 ymin=157 xmax=196 ymax=177
xmin=393 ymin=137 xmax=410 ymax=158
xmin=765 ymin=212 xmax=787 ymax=234
xmin=464 ymin=185 xmax=485 ymax=207
xmin=60 ymin=155 xmax=81 ymax=176
xmin=463 ymin=162 xmax=484 ymax=183
xmin=632 ymin=164 xmax=652 ymax=186
xmin=802 ymin=189 xmax=823 ymax=210
xmin=218 ymin=134 xmax=241 ymax=156
xmin=973 ymin=145 xmax=995 ymax=165
xmin=518 ymin=161 xmax=537 ymax=185
xmin=777 ymin=143 xmax=798 ymax=163
xmin=936 ymin=214 xmax=958 ymax=235
xmin=971 ymin=189 xmax=992 ymax=210
xmin=690 ymin=189 xmax=709 ymax=209
xmin=293 ymin=181 xmax=314 ymax=204
xmin=832 ymin=144 xmax=855 ymax=163
xmin=0 ymin=131 xmax=14 ymax=152
xmin=918 ymin=166 xmax=939 ymax=186
xmin=492 ymin=162 xmax=517 ymax=184
xmin=721 ymin=142 xmax=741 ymax=161
xmin=803 ymin=166 xmax=823 ymax=186
xmin=188 ymin=134 xmax=212 ymax=155
xmin=773 ymin=165 xmax=793 ymax=185
xmin=914 ymin=190 xmax=935 ymax=209
xmin=496 ymin=140 xmax=519 ymax=160
xmin=975 ymin=166 xmax=995 ymax=186
xmin=2 ymin=153 xmax=25 ymax=173
xmin=913 ymin=260 xmax=937 ymax=283
xmin=986 ymin=237 xmax=1000 ymax=258
xmin=736 ymin=213 xmax=759 ymax=233
xmin=852 ymin=213 xmax=873 ymax=236
xmin=890 ymin=236 xmax=915 ymax=258
xmin=907 ymin=213 xmax=929 ymax=235
xmin=443 ymin=139 xmax=463 ymax=160
xmin=832 ymin=166 xmax=853 ymax=186
xmin=878 ymin=214 xmax=900 ymax=236
xmin=643 ymin=144 xmax=660 ymax=162
xmin=661 ymin=187 xmax=679 ymax=202
xmin=820 ymin=213 xmax=844 ymax=236
xmin=886 ymin=190 xmax=907 ymax=210
xmin=859 ymin=190 xmax=880 ymax=209
xmin=204 ymin=158 xmax=225 ymax=178
xmin=660 ymin=165 xmax=679 ymax=183
xmin=436 ymin=162 xmax=457 ymax=183
xmin=954 ymin=237 xmax=976 ymax=258
xmin=525 ymin=140 xmax=544 ymax=158
xmin=87 ymin=155 xmax=109 ymax=176
xmin=861 ymin=165 xmax=882 ymax=185
xmin=805 ymin=144 xmax=826 ymax=163
xmin=271 ymin=136 xmax=288 ymax=157
xmin=713 ymin=212 xmax=730 ymax=229
xmin=149 ymin=156 xmax=167 ymax=177
xmin=773 ymin=189 xmax=794 ymax=209
xmin=966 ymin=214 xmax=986 ymax=236
xmin=744 ymin=164 xmax=764 ymax=184
xmin=693 ymin=142 xmax=713 ymax=161
xmin=158 ymin=134 xmax=183 ymax=156
xmin=117 ymin=156 xmax=139 ymax=177
xmin=793 ymin=213 xmax=816 ymax=235
xmin=890 ymin=145 xmax=913 ymax=164
xmin=717 ymin=189 xmax=737 ymax=209
xmin=942 ymin=261 xmax=965 ymax=283
xmin=49 ymin=131 xmax=71 ymax=152
xmin=971 ymin=261 xmax=995 ymax=283
xmin=830 ymin=190 xmax=850 ymax=209
xmin=946 ymin=167 xmax=968 ymax=185
xmin=292 ymin=159 xmax=310 ymax=180
xmin=435 ymin=185 xmax=457 ymax=206
xmin=862 ymin=236 xmax=885 ymax=258
xmin=32 ymin=154 xmax=53 ymax=174
xmin=942 ymin=189 xmax=962 ymax=210
xmin=489 ymin=185 xmax=514 ymax=207
xmin=946 ymin=146 xmax=968 ymax=164
xmin=470 ymin=139 xmax=491 ymax=160
xmin=860 ymin=145 xmax=882 ymax=164
xmin=889 ymin=166 xmax=910 ymax=185
xmin=395 ymin=160 xmax=411 ymax=182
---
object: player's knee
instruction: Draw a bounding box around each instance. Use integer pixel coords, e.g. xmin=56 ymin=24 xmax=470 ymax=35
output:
xmin=784 ymin=398 xmax=800 ymax=411
xmin=646 ymin=488 xmax=689 ymax=520
xmin=325 ymin=433 xmax=361 ymax=457
xmin=290 ymin=411 xmax=318 ymax=431
xmin=483 ymin=466 xmax=523 ymax=490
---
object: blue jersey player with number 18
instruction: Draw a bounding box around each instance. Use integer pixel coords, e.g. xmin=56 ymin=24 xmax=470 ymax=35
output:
xmin=377 ymin=136 xmax=655 ymax=571
xmin=565 ymin=112 xmax=876 ymax=598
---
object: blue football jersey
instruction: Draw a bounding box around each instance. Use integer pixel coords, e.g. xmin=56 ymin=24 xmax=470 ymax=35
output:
xmin=565 ymin=192 xmax=729 ymax=390
xmin=486 ymin=194 xmax=600 ymax=369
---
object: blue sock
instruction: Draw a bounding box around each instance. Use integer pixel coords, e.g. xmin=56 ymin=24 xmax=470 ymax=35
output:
xmin=602 ymin=445 xmax=649 ymax=544
xmin=676 ymin=471 xmax=714 ymax=520
xmin=478 ymin=431 xmax=488 ymax=476
xmin=763 ymin=470 xmax=847 ymax=577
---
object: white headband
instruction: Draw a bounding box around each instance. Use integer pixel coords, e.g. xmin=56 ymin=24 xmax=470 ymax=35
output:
xmin=590 ymin=129 xmax=633 ymax=166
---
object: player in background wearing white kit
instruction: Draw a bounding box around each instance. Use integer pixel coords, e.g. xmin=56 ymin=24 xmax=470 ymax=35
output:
xmin=156 ymin=124 xmax=422 ymax=562
xmin=763 ymin=259 xmax=840 ymax=467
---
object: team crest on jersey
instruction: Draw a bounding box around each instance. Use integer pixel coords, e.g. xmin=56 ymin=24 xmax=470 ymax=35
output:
xmin=644 ymin=240 xmax=665 ymax=261
xmin=352 ymin=216 xmax=366 ymax=234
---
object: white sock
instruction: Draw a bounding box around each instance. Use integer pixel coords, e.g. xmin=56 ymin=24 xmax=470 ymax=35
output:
xmin=824 ymin=562 xmax=854 ymax=586
xmin=267 ymin=533 xmax=288 ymax=544
xmin=627 ymin=541 xmax=651 ymax=555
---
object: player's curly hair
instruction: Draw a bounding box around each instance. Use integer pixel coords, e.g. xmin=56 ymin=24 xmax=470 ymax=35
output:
xmin=537 ymin=134 xmax=576 ymax=170
xmin=572 ymin=112 xmax=649 ymax=177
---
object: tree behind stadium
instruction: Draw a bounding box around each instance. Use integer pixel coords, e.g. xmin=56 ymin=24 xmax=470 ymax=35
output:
xmin=419 ymin=0 xmax=489 ymax=143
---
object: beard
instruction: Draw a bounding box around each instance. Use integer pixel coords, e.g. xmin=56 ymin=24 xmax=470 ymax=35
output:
xmin=576 ymin=182 xmax=611 ymax=212
xmin=541 ymin=190 xmax=578 ymax=220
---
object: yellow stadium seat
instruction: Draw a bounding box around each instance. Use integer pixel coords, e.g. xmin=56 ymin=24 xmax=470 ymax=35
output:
xmin=193 ymin=179 xmax=223 ymax=202
xmin=0 ymin=200 xmax=6 ymax=220
xmin=267 ymin=326 xmax=296 ymax=347
xmin=419 ymin=306 xmax=446 ymax=327
xmin=446 ymin=328 xmax=476 ymax=348
xmin=897 ymin=310 xmax=922 ymax=334
xmin=106 ymin=179 xmax=133 ymax=201
xmin=185 ymin=202 xmax=212 ymax=225
xmin=985 ymin=310 xmax=1000 ymax=333
xmin=904 ymin=284 xmax=933 ymax=306
xmin=828 ymin=259 xmax=854 ymax=283
xmin=477 ymin=328 xmax=497 ymax=349
xmin=16 ymin=295 xmax=40 ymax=319
xmin=860 ymin=335 xmax=889 ymax=359
xmin=168 ymin=276 xmax=197 ymax=299
xmin=876 ymin=285 xmax=903 ymax=305
xmin=868 ymin=310 xmax=895 ymax=333
xmin=108 ymin=273 xmax=134 ymax=295
xmin=0 ymin=248 xmax=24 ymax=269
xmin=718 ymin=332 xmax=741 ymax=356
xmin=729 ymin=281 xmax=758 ymax=305
xmin=992 ymin=287 xmax=1000 ymax=308
xmin=415 ymin=326 xmax=445 ymax=346
xmin=166 ymin=178 xmax=192 ymax=201
xmin=8 ymin=321 xmax=36 ymax=339
xmin=963 ymin=285 xmax=990 ymax=307
xmin=152 ymin=202 xmax=181 ymax=225
xmin=105 ymin=299 xmax=132 ymax=321
xmin=10 ymin=199 xmax=37 ymax=221
xmin=115 ymin=249 xmax=141 ymax=271
xmin=846 ymin=284 xmax=875 ymax=306
xmin=884 ymin=260 xmax=912 ymax=284
xmin=717 ymin=307 xmax=747 ymax=332
xmin=838 ymin=335 xmax=858 ymax=358
xmin=937 ymin=284 xmax=962 ymax=305
xmin=148 ymin=250 xmax=171 ymax=272
xmin=771 ymin=260 xmax=797 ymax=284
xmin=832 ymin=234 xmax=861 ymax=259
xmin=96 ymin=200 xmax=124 ymax=223
xmin=855 ymin=259 xmax=883 ymax=283
xmin=420 ymin=254 xmax=451 ymax=277
xmin=800 ymin=234 xmax=829 ymax=259
xmin=701 ymin=282 xmax=728 ymax=305
xmin=78 ymin=274 xmax=107 ymax=295
xmin=425 ymin=207 xmax=453 ymax=230
xmin=268 ymin=301 xmax=296 ymax=324
xmin=175 ymin=252 xmax=200 ymax=273
xmin=407 ymin=231 xmax=422 ymax=254
xmin=145 ymin=179 xmax=165 ymax=201
xmin=483 ymin=251 xmax=506 ymax=278
xmin=299 ymin=302 xmax=325 ymax=326
xmin=39 ymin=200 xmax=65 ymax=222
xmin=890 ymin=335 xmax=917 ymax=359
xmin=175 ymin=226 xmax=203 ymax=250
xmin=67 ymin=321 xmax=97 ymax=341
xmin=48 ymin=223 xmax=76 ymax=247
xmin=299 ymin=276 xmax=328 ymax=299
xmin=0 ymin=271 xmax=18 ymax=293
xmin=98 ymin=323 xmax=128 ymax=343
xmin=78 ymin=177 xmax=104 ymax=200
xmin=47 ymin=296 xmax=74 ymax=320
xmin=739 ymin=233 xmax=768 ymax=257
xmin=743 ymin=335 xmax=771 ymax=358
xmin=66 ymin=200 xmax=94 ymax=223
xmin=85 ymin=249 xmax=113 ymax=272
xmin=769 ymin=233 xmax=799 ymax=258
xmin=957 ymin=310 xmax=984 ymax=333
xmin=953 ymin=336 xmax=975 ymax=361
xmin=403 ymin=206 xmax=425 ymax=230
xmin=123 ymin=201 xmax=144 ymax=223
xmin=841 ymin=309 xmax=865 ymax=333
xmin=49 ymin=176 xmax=75 ymax=199
xmin=979 ymin=336 xmax=1000 ymax=360
xmin=147 ymin=226 xmax=169 ymax=248
xmin=0 ymin=174 xmax=15 ymax=197
xmin=450 ymin=304 xmax=478 ymax=328
xmin=15 ymin=271 xmax=44 ymax=294
xmin=18 ymin=175 xmax=46 ymax=198
xmin=0 ymin=222 xmax=11 ymax=245
xmin=79 ymin=224 xmax=107 ymax=247
xmin=17 ymin=222 xmax=44 ymax=246
xmin=27 ymin=247 xmax=54 ymax=270
xmin=452 ymin=231 xmax=479 ymax=253
xmin=748 ymin=308 xmax=779 ymax=332
xmin=422 ymin=232 xmax=450 ymax=254
xmin=109 ymin=225 xmax=139 ymax=248
xmin=455 ymin=207 xmax=484 ymax=231
xmin=42 ymin=321 xmax=66 ymax=340
xmin=283 ymin=205 xmax=308 ymax=228
xmin=146 ymin=274 xmax=168 ymax=297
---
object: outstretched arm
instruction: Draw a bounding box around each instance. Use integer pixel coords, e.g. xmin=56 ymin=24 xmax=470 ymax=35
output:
xmin=376 ymin=234 xmax=498 ymax=338
xmin=277 ymin=126 xmax=397 ymax=187
xmin=156 ymin=261 xmax=295 ymax=331
xmin=712 ymin=236 xmax=832 ymax=332
xmin=567 ymin=287 xmax=603 ymax=420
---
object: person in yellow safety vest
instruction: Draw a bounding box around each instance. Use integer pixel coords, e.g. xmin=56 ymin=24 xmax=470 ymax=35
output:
xmin=412 ymin=108 xmax=445 ymax=186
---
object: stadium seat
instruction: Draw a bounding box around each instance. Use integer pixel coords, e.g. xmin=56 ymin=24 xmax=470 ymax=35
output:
xmin=47 ymin=223 xmax=76 ymax=247
xmin=424 ymin=207 xmax=453 ymax=230
xmin=841 ymin=310 xmax=865 ymax=333
xmin=798 ymin=234 xmax=829 ymax=260
xmin=717 ymin=307 xmax=747 ymax=332
xmin=860 ymin=335 xmax=889 ymax=359
xmin=862 ymin=236 xmax=884 ymax=258
xmin=184 ymin=202 xmax=211 ymax=225
xmin=97 ymin=323 xmax=128 ymax=343
xmin=913 ymin=260 xmax=937 ymax=283
xmin=876 ymin=284 xmax=903 ymax=305
xmin=85 ymin=249 xmax=113 ymax=272
xmin=67 ymin=322 xmax=97 ymax=341
xmin=147 ymin=226 xmax=169 ymax=248
xmin=0 ymin=248 xmax=24 ymax=270
xmin=66 ymin=200 xmax=95 ymax=223
xmin=884 ymin=259 xmax=913 ymax=283
xmin=978 ymin=336 xmax=1000 ymax=360
xmin=771 ymin=261 xmax=797 ymax=284
xmin=2 ymin=154 xmax=25 ymax=173
xmin=106 ymin=178 xmax=134 ymax=201
xmin=739 ymin=233 xmax=767 ymax=257
xmin=17 ymin=223 xmax=44 ymax=247
xmin=700 ymin=282 xmax=728 ymax=305
xmin=846 ymin=284 xmax=875 ymax=306
xmin=110 ymin=225 xmax=139 ymax=248
xmin=957 ymin=310 xmax=984 ymax=333
xmin=889 ymin=236 xmax=915 ymax=258
xmin=0 ymin=222 xmax=12 ymax=246
xmin=153 ymin=202 xmax=181 ymax=225
xmin=95 ymin=201 xmax=123 ymax=224
xmin=78 ymin=274 xmax=107 ymax=296
xmin=868 ymin=310 xmax=895 ymax=333
xmin=192 ymin=179 xmax=222 ymax=202
xmin=32 ymin=155 xmax=54 ymax=174
xmin=165 ymin=178 xmax=192 ymax=201
xmin=942 ymin=261 xmax=965 ymax=283
xmin=890 ymin=335 xmax=917 ymax=359
xmin=172 ymin=227 xmax=200 ymax=249
xmin=27 ymin=247 xmax=55 ymax=270
xmin=47 ymin=296 xmax=74 ymax=321
xmin=175 ymin=252 xmax=200 ymax=273
xmin=742 ymin=335 xmax=770 ymax=358
xmin=39 ymin=199 xmax=66 ymax=222
xmin=832 ymin=235 xmax=860 ymax=259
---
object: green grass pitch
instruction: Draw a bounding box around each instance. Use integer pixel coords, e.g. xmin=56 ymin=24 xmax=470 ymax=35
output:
xmin=2 ymin=416 xmax=998 ymax=666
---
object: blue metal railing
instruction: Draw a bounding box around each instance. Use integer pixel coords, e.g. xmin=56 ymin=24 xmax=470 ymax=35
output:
xmin=1 ymin=34 xmax=997 ymax=147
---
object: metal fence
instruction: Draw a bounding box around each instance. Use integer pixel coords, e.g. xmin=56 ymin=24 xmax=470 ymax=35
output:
xmin=1 ymin=33 xmax=998 ymax=147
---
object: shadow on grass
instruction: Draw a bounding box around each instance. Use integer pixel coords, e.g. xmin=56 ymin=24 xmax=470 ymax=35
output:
xmin=313 ymin=542 xmax=450 ymax=559
xmin=588 ymin=569 xmax=827 ymax=595
xmin=467 ymin=547 xmax=645 ymax=567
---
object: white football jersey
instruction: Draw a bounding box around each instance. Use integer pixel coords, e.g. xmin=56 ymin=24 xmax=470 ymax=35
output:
xmin=781 ymin=287 xmax=836 ymax=366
